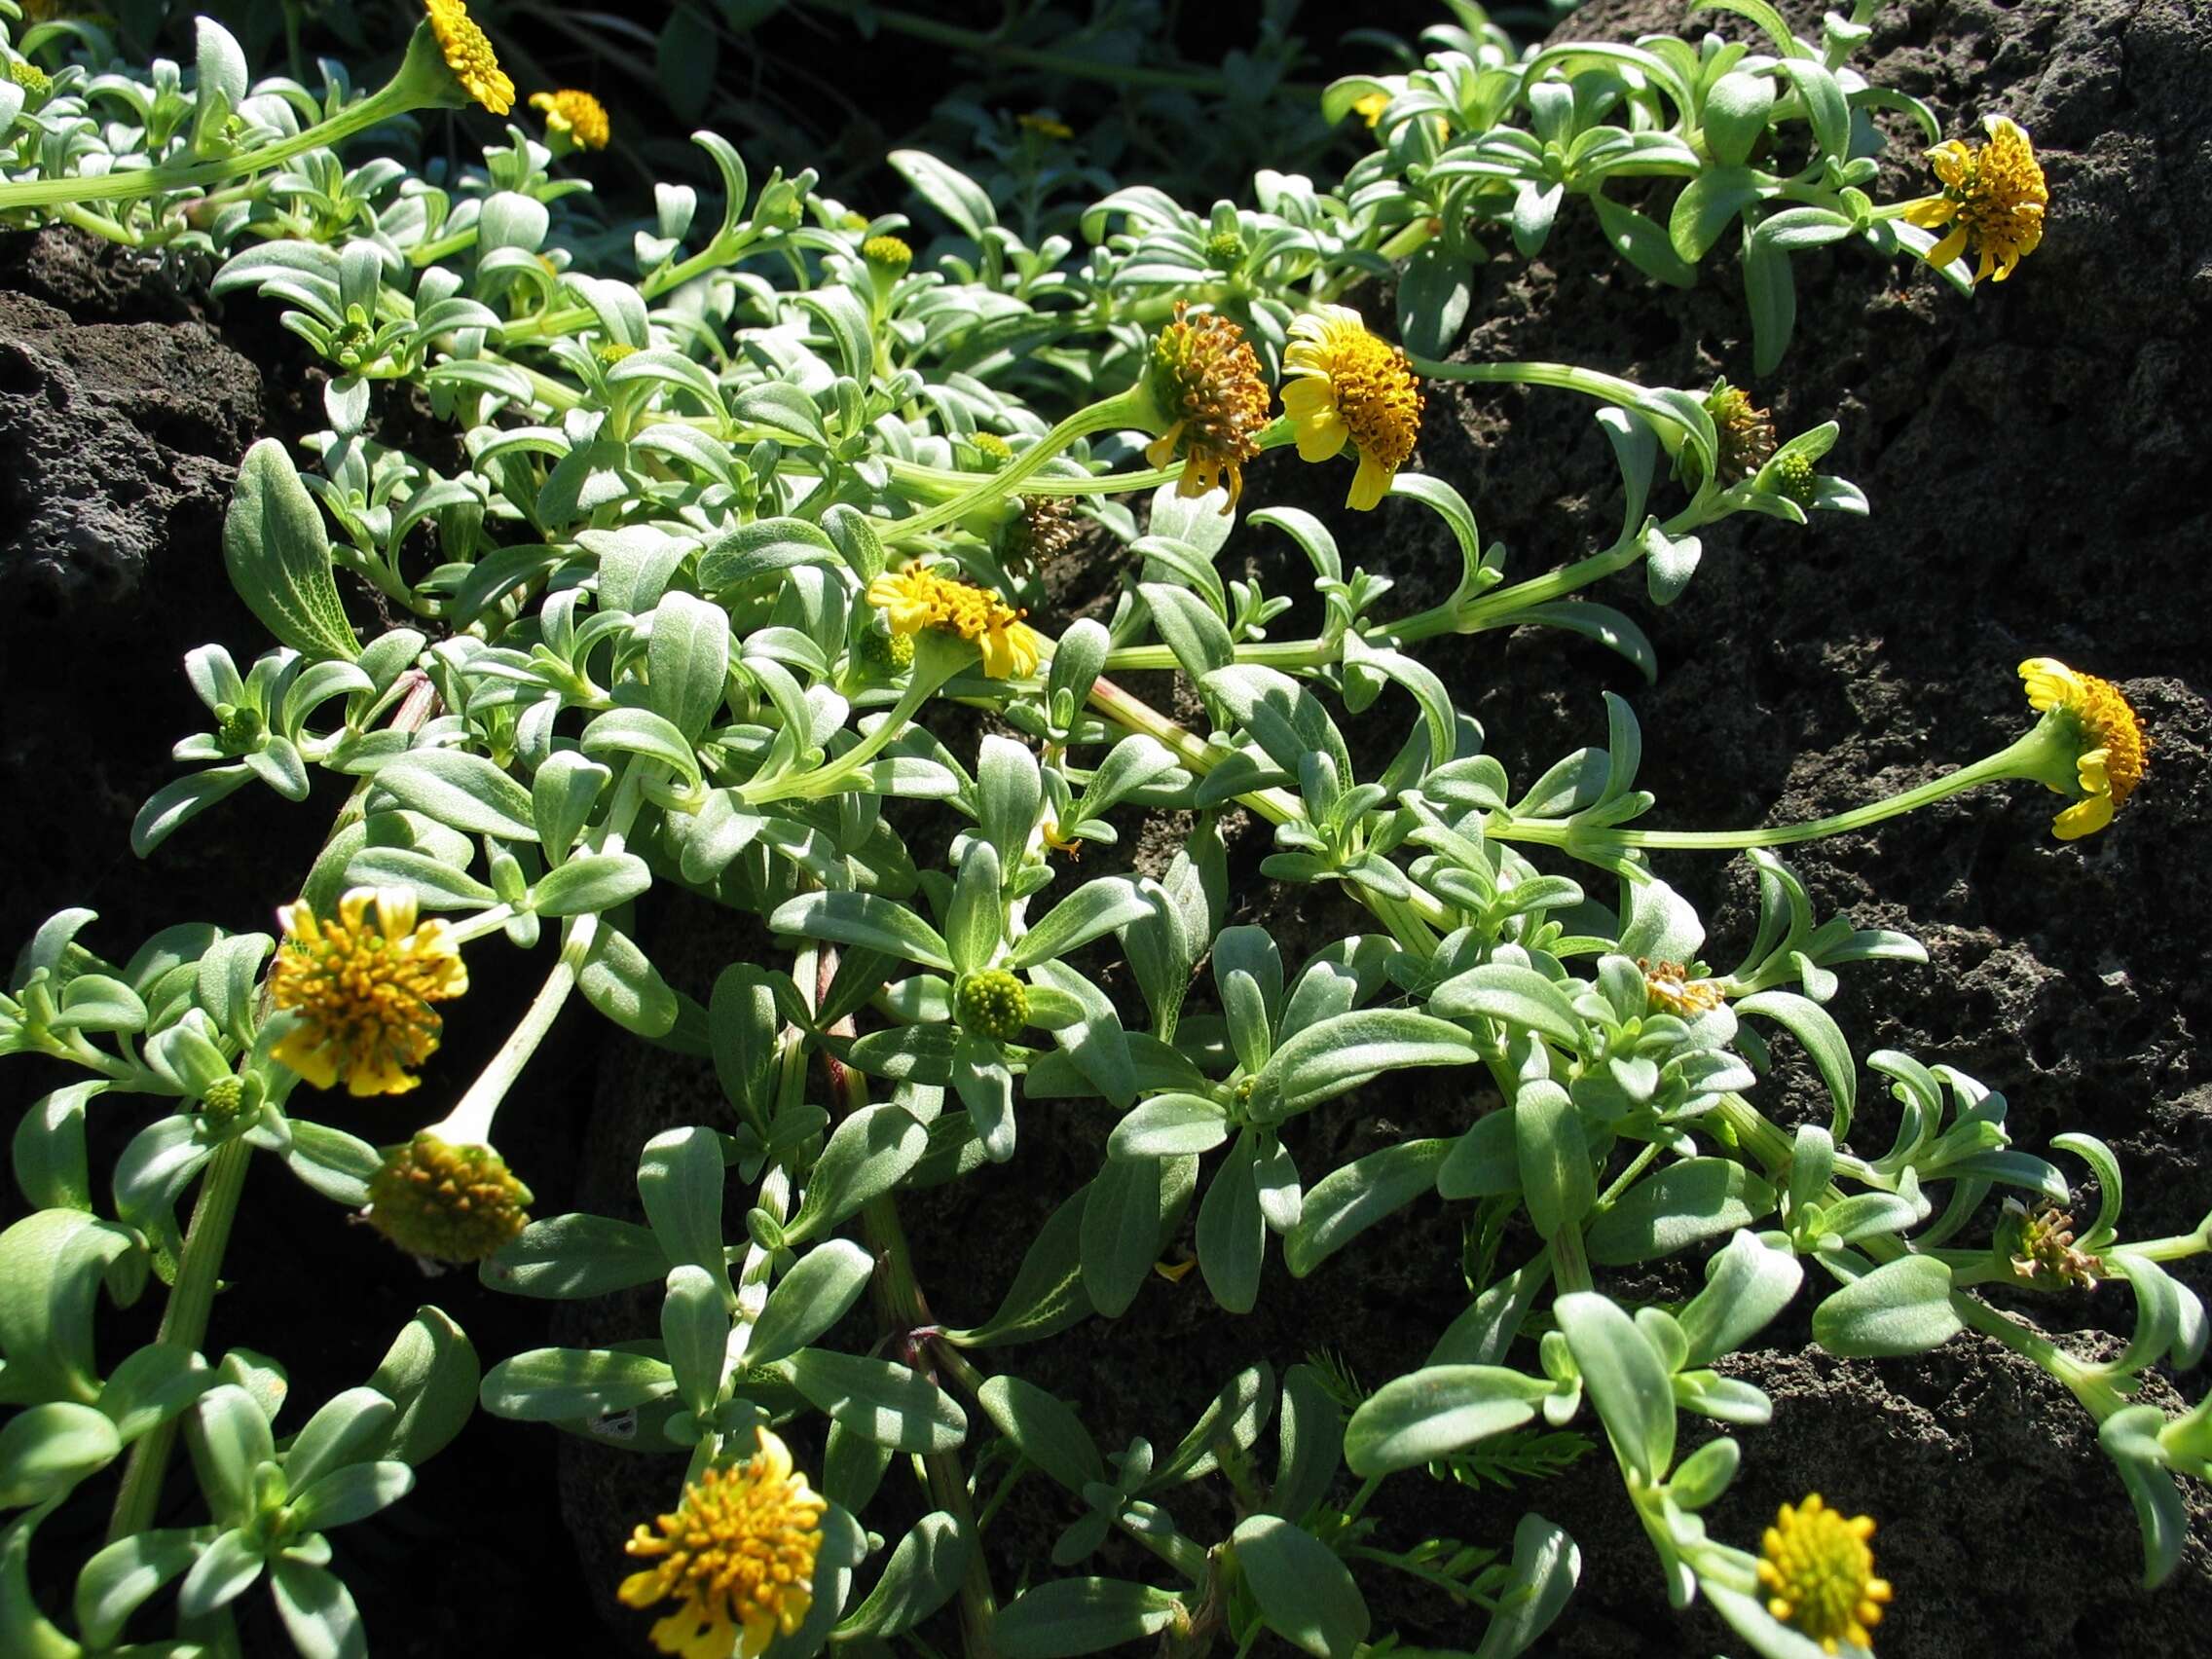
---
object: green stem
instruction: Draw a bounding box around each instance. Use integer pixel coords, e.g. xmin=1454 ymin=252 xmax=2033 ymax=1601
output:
xmin=0 ymin=83 xmax=413 ymax=212
xmin=1493 ymin=735 xmax=2049 ymax=853
xmin=104 ymin=1136 xmax=251 ymax=1541
xmin=888 ymin=388 xmax=1152 ymax=545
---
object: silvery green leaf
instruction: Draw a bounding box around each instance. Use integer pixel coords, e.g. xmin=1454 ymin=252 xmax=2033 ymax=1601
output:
xmin=1233 ymin=1516 xmax=1369 ymax=1657
xmin=1283 ymin=1139 xmax=1450 ymax=1276
xmin=994 ymin=1578 xmax=1185 ymax=1659
xmin=780 ymin=1348 xmax=966 ymax=1454
xmin=223 ymin=440 xmax=357 ymax=660
xmin=1811 ymin=1256 xmax=1961 ymax=1357
xmin=1343 ymin=1364 xmax=1551 ymax=1476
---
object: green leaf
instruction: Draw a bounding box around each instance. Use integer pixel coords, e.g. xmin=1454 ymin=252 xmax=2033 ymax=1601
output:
xmin=1151 ymin=1361 xmax=1274 ymax=1489
xmin=74 ymin=1528 xmax=199 ymax=1648
xmin=645 ymin=592 xmax=730 ymax=740
xmin=478 ymin=1347 xmax=678 ymax=1420
xmin=1284 ymin=1139 xmax=1451 ymax=1276
xmin=1270 ymin=1364 xmax=1345 ymax=1524
xmin=374 ymin=750 xmax=536 ymax=840
xmin=13 ymin=1084 xmax=99 ymax=1214
xmin=1397 ymin=240 xmax=1473 ymax=357
xmin=578 ymin=926 xmax=680 ymax=1038
xmin=1232 ymin=1515 xmax=1370 ymax=1657
xmin=889 ymin=150 xmax=997 ymax=240
xmin=1677 ymin=1231 xmax=1803 ymax=1367
xmin=1431 ymin=964 xmax=1585 ymax=1047
xmin=1811 ymin=1257 xmax=1962 ymax=1357
xmin=1344 ymin=1365 xmax=1552 ymax=1476
xmin=1256 ymin=1010 xmax=1473 ymax=1120
xmin=995 ymin=1577 xmax=1185 ymax=1658
xmin=1108 ymin=1095 xmax=1231 ymax=1161
xmin=530 ymin=852 xmax=651 ymax=918
xmin=1514 ymin=1082 xmax=1594 ymax=1242
xmin=0 ymin=1402 xmax=121 ymax=1506
xmin=1586 ymin=1160 xmax=1778 ymax=1265
xmin=1737 ymin=990 xmax=1857 ymax=1138
xmin=284 ymin=1459 xmax=414 ymax=1532
xmin=1007 ymin=879 xmax=1153 ymax=972
xmin=1555 ymin=1292 xmax=1676 ymax=1481
xmin=946 ymin=1183 xmax=1093 ymax=1348
xmin=532 ymin=754 xmax=609 ymax=863
xmin=280 ymin=1385 xmax=394 ymax=1493
xmin=746 ymin=1239 xmax=875 ymax=1366
xmin=1197 ymin=1134 xmax=1266 ymax=1314
xmin=481 ymin=1214 xmax=669 ymax=1300
xmin=363 ymin=1306 xmax=479 ymax=1467
xmin=268 ymin=1557 xmax=368 ymax=1659
xmin=1081 ymin=1155 xmax=1193 ymax=1318
xmin=978 ymin=1375 xmax=1104 ymax=1493
xmin=0 ymin=1509 xmax=80 ymax=1659
xmin=834 ymin=1511 xmax=973 ymax=1640
xmin=943 ymin=840 xmax=1005 ymax=976
xmin=769 ymin=890 xmax=951 ymax=971
xmin=0 ymin=1209 xmax=141 ymax=1407
xmin=1668 ymin=165 xmax=1768 ymax=263
xmin=636 ymin=1127 xmax=728 ymax=1291
xmin=1472 ymin=1514 xmax=1581 ymax=1659
xmin=780 ymin=1348 xmax=966 ymax=1453
xmin=1436 ymin=1109 xmax=1519 ymax=1200
xmin=580 ymin=708 xmax=701 ymax=789
xmin=223 ymin=439 xmax=356 ymax=660
xmin=782 ymin=1105 xmax=930 ymax=1244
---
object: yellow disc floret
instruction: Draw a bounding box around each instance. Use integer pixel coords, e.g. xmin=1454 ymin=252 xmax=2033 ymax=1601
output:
xmin=619 ymin=1427 xmax=828 ymax=1659
xmin=2017 ymin=657 xmax=2148 ymax=839
xmin=1755 ymin=1493 xmax=1893 ymax=1653
xmin=863 ymin=235 xmax=914 ymax=274
xmin=1282 ymin=305 xmax=1425 ymax=511
xmin=1901 ymin=115 xmax=2047 ymax=283
xmin=530 ymin=89 xmax=610 ymax=149
xmin=866 ymin=564 xmax=1042 ymax=680
xmin=424 ymin=0 xmax=514 ymax=116
xmin=1143 ymin=301 xmax=1272 ymax=512
xmin=366 ymin=1132 xmax=533 ymax=1264
xmin=268 ymin=887 xmax=468 ymax=1096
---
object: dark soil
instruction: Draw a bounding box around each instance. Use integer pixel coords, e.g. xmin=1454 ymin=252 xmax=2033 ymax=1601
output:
xmin=6 ymin=0 xmax=2211 ymax=1654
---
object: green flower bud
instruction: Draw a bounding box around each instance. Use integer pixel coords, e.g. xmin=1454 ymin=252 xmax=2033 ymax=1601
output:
xmin=955 ymin=969 xmax=1029 ymax=1042
xmin=970 ymin=431 xmax=1014 ymax=468
xmin=1204 ymin=230 xmax=1246 ymax=269
xmin=857 ymin=625 xmax=916 ymax=676
xmin=1773 ymin=450 xmax=1819 ymax=505
xmin=8 ymin=59 xmax=53 ymax=102
xmin=366 ymin=1132 xmax=533 ymax=1264
xmin=215 ymin=704 xmax=265 ymax=752
xmin=863 ymin=235 xmax=914 ymax=275
xmin=198 ymin=1073 xmax=263 ymax=1129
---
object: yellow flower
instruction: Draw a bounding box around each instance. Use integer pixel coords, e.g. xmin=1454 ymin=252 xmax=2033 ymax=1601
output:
xmin=1351 ymin=91 xmax=1391 ymax=129
xmin=1756 ymin=1493 xmax=1893 ymax=1653
xmin=529 ymin=89 xmax=610 ymax=150
xmin=1016 ymin=111 xmax=1074 ymax=140
xmin=619 ymin=1428 xmax=828 ymax=1659
xmin=866 ymin=565 xmax=1043 ymax=681
xmin=268 ymin=887 xmax=468 ymax=1096
xmin=424 ymin=0 xmax=514 ymax=116
xmin=1281 ymin=305 xmax=1425 ymax=510
xmin=2017 ymin=657 xmax=2148 ymax=839
xmin=1142 ymin=301 xmax=1272 ymax=512
xmin=1901 ymin=115 xmax=2046 ymax=283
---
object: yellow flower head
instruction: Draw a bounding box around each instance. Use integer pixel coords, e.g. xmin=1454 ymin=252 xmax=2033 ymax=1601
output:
xmin=1282 ymin=304 xmax=1425 ymax=511
xmin=1351 ymin=91 xmax=1391 ymax=129
xmin=866 ymin=565 xmax=1043 ymax=680
xmin=1756 ymin=1494 xmax=1892 ymax=1653
xmin=862 ymin=235 xmax=914 ymax=274
xmin=620 ymin=1427 xmax=828 ymax=1659
xmin=1016 ymin=111 xmax=1074 ymax=140
xmin=1641 ymin=960 xmax=1722 ymax=1018
xmin=424 ymin=0 xmax=514 ymax=116
xmin=366 ymin=1131 xmax=533 ymax=1264
xmin=530 ymin=89 xmax=610 ymax=150
xmin=269 ymin=887 xmax=467 ymax=1096
xmin=1143 ymin=301 xmax=1272 ymax=512
xmin=2017 ymin=657 xmax=2148 ymax=839
xmin=1901 ymin=115 xmax=2046 ymax=283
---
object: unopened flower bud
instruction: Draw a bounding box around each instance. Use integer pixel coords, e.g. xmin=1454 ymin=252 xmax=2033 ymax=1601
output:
xmin=955 ymin=969 xmax=1029 ymax=1042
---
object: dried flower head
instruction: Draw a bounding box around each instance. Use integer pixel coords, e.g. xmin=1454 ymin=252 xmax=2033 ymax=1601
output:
xmin=619 ymin=1427 xmax=828 ymax=1659
xmin=1001 ymin=495 xmax=1083 ymax=569
xmin=1282 ymin=305 xmax=1425 ymax=510
xmin=1902 ymin=115 xmax=2047 ymax=283
xmin=1706 ymin=384 xmax=1777 ymax=485
xmin=530 ymin=89 xmax=610 ymax=150
xmin=366 ymin=1131 xmax=534 ymax=1264
xmin=269 ymin=887 xmax=467 ymax=1096
xmin=1756 ymin=1493 xmax=1893 ymax=1653
xmin=424 ymin=0 xmax=514 ymax=116
xmin=956 ymin=968 xmax=1030 ymax=1041
xmin=866 ymin=565 xmax=1042 ymax=680
xmin=1143 ymin=302 xmax=1272 ymax=512
xmin=2005 ymin=1198 xmax=2103 ymax=1289
xmin=2017 ymin=658 xmax=2147 ymax=839
xmin=1642 ymin=960 xmax=1722 ymax=1017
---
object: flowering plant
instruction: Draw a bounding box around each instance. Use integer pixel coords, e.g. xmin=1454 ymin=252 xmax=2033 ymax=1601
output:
xmin=0 ymin=3 xmax=2198 ymax=1657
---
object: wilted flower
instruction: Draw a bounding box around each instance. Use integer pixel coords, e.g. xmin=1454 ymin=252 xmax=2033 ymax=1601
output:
xmin=1143 ymin=302 xmax=1272 ymax=511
